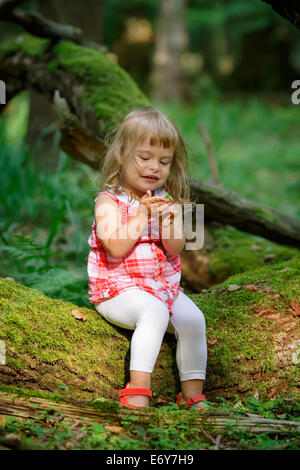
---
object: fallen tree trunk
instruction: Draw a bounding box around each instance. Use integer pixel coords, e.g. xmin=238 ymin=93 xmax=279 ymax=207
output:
xmin=1 ymin=255 xmax=299 ymax=402
xmin=180 ymin=222 xmax=300 ymax=291
xmin=190 ymin=180 xmax=300 ymax=248
xmin=0 ymin=32 xmax=149 ymax=166
xmin=0 ymin=392 xmax=299 ymax=436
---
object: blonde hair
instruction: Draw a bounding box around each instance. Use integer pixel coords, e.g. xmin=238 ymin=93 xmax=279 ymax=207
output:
xmin=98 ymin=106 xmax=194 ymax=205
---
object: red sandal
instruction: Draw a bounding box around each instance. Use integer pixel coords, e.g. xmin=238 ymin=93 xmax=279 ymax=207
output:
xmin=119 ymin=382 xmax=152 ymax=409
xmin=176 ymin=392 xmax=208 ymax=411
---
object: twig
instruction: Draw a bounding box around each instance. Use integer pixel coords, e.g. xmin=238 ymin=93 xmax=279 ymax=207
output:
xmin=200 ymin=426 xmax=217 ymax=446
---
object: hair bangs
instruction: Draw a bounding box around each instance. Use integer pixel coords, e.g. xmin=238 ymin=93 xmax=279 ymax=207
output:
xmin=123 ymin=111 xmax=178 ymax=151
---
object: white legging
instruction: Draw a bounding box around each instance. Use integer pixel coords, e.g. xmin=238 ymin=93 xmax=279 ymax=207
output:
xmin=95 ymin=287 xmax=207 ymax=382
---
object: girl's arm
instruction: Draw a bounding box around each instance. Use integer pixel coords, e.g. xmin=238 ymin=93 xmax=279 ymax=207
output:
xmin=162 ymin=232 xmax=185 ymax=256
xmin=95 ymin=195 xmax=148 ymax=258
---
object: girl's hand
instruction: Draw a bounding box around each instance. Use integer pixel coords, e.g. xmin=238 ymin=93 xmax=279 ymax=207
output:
xmin=140 ymin=190 xmax=172 ymax=218
xmin=159 ymin=203 xmax=181 ymax=231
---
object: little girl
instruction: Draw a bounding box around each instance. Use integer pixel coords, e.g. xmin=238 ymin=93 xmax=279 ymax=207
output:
xmin=87 ymin=106 xmax=207 ymax=410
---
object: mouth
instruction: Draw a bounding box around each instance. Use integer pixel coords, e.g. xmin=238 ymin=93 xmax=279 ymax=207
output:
xmin=142 ymin=175 xmax=159 ymax=182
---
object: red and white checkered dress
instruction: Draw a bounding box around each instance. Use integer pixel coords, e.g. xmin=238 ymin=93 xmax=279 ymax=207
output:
xmin=87 ymin=186 xmax=184 ymax=315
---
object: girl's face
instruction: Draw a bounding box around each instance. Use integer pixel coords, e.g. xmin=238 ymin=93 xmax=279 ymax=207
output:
xmin=121 ymin=139 xmax=174 ymax=199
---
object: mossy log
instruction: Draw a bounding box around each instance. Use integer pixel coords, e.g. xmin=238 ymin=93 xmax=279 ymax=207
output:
xmin=0 ymin=31 xmax=149 ymax=169
xmin=1 ymin=255 xmax=299 ymax=403
xmin=181 ymin=223 xmax=300 ymax=291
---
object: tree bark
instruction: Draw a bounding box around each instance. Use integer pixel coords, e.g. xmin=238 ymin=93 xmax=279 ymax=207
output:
xmin=36 ymin=0 xmax=104 ymax=45
xmin=0 ymin=31 xmax=149 ymax=165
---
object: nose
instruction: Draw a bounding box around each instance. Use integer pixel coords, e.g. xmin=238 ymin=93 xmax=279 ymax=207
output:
xmin=149 ymin=160 xmax=159 ymax=171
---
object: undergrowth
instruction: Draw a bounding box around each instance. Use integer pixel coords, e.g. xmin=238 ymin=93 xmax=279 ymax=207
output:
xmin=0 ymin=394 xmax=299 ymax=450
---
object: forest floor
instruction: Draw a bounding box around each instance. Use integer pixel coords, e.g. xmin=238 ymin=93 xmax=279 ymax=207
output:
xmin=0 ymin=387 xmax=299 ymax=450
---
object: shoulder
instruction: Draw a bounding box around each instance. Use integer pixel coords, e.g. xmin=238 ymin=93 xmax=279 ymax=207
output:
xmin=95 ymin=190 xmax=119 ymax=204
xmin=94 ymin=192 xmax=120 ymax=217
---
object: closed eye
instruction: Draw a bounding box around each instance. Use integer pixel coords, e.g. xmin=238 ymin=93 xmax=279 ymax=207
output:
xmin=139 ymin=156 xmax=170 ymax=165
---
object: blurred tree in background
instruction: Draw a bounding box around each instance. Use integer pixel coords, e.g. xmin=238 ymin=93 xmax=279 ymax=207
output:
xmin=100 ymin=0 xmax=300 ymax=97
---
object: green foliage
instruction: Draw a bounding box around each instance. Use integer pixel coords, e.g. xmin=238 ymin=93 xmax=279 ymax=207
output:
xmin=0 ymin=394 xmax=299 ymax=450
xmin=0 ymin=99 xmax=94 ymax=307
xmin=186 ymin=0 xmax=277 ymax=60
xmin=243 ymin=394 xmax=300 ymax=421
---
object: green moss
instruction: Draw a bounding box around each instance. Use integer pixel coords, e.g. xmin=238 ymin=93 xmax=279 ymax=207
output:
xmin=209 ymin=225 xmax=299 ymax=283
xmin=0 ymin=33 xmax=50 ymax=61
xmin=0 ymin=33 xmax=149 ymax=135
xmin=0 ymin=385 xmax=64 ymax=403
xmin=220 ymin=254 xmax=300 ymax=301
xmin=1 ymin=255 xmax=299 ymax=403
xmin=47 ymin=60 xmax=60 ymax=74
xmin=190 ymin=255 xmax=300 ymax=399
xmin=0 ymin=278 xmax=176 ymax=402
xmin=52 ymin=41 xmax=150 ymax=132
xmin=280 ymin=368 xmax=300 ymax=390
xmin=90 ymin=397 xmax=122 ymax=412
xmin=6 ymin=357 xmax=24 ymax=369
xmin=251 ymin=206 xmax=279 ymax=224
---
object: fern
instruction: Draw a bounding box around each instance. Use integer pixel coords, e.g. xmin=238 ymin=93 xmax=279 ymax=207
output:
xmin=0 ymin=233 xmax=89 ymax=307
